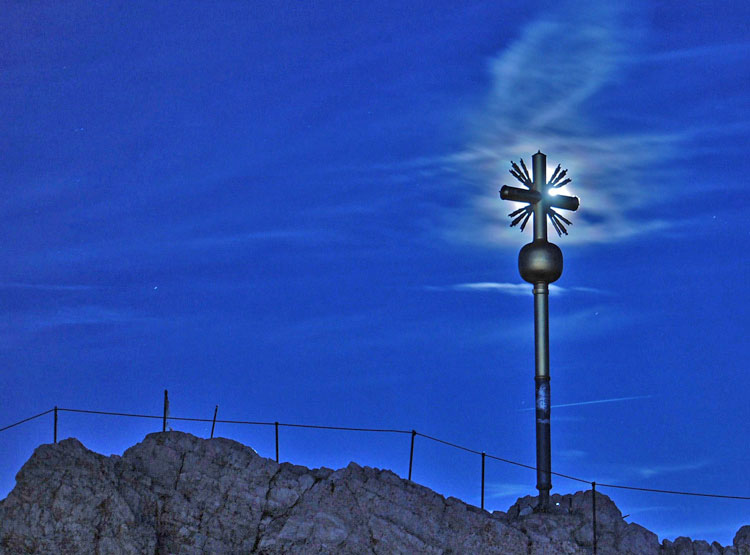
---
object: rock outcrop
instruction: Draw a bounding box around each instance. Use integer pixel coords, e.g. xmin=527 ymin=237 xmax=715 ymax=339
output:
xmin=0 ymin=432 xmax=747 ymax=554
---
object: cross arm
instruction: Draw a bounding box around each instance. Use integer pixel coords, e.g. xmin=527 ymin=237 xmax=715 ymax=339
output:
xmin=500 ymin=185 xmax=579 ymax=212
xmin=500 ymin=185 xmax=541 ymax=204
xmin=548 ymin=194 xmax=579 ymax=212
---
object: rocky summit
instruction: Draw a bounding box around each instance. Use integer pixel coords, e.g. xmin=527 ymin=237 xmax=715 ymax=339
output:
xmin=0 ymin=432 xmax=747 ymax=554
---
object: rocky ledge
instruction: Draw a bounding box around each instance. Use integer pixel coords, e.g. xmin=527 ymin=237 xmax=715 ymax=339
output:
xmin=0 ymin=432 xmax=747 ymax=554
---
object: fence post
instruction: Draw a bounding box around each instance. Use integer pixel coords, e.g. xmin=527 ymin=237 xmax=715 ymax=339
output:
xmin=210 ymin=405 xmax=218 ymax=438
xmin=275 ymin=422 xmax=279 ymax=463
xmin=592 ymin=481 xmax=597 ymax=555
xmin=408 ymin=430 xmax=416 ymax=480
xmin=162 ymin=390 xmax=168 ymax=432
xmin=481 ymin=451 xmax=486 ymax=510
xmin=54 ymin=406 xmax=58 ymax=444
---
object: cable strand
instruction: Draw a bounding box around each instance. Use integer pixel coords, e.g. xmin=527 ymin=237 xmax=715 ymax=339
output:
xmin=0 ymin=409 xmax=55 ymax=433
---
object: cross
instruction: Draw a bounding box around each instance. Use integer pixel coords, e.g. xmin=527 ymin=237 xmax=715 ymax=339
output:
xmin=499 ymin=150 xmax=579 ymax=241
xmin=499 ymin=151 xmax=579 ymax=511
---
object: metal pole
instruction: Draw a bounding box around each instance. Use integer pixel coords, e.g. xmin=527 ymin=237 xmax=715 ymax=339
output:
xmin=275 ymin=422 xmax=279 ymax=463
xmin=532 ymin=151 xmax=547 ymax=241
xmin=500 ymin=152 xmax=579 ymax=515
xmin=408 ymin=430 xmax=416 ymax=480
xmin=534 ymin=281 xmax=552 ymax=510
xmin=592 ymin=482 xmax=598 ymax=554
xmin=532 ymin=152 xmax=552 ymax=511
xmin=481 ymin=451 xmax=486 ymax=510
xmin=54 ymin=406 xmax=58 ymax=444
xmin=210 ymin=405 xmax=218 ymax=438
xmin=162 ymin=389 xmax=168 ymax=432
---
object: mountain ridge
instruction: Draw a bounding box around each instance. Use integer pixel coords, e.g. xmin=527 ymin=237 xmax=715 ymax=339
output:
xmin=1 ymin=431 xmax=747 ymax=553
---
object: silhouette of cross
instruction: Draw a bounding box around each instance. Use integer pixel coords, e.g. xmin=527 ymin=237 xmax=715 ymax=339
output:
xmin=499 ymin=151 xmax=579 ymax=241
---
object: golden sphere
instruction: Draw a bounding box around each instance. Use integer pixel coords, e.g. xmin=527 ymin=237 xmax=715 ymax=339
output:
xmin=518 ymin=240 xmax=563 ymax=283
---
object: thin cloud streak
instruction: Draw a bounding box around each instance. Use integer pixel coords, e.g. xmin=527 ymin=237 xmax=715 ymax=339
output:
xmin=641 ymin=41 xmax=750 ymax=63
xmin=186 ymin=229 xmax=334 ymax=249
xmin=425 ymin=282 xmax=604 ymax=296
xmin=486 ymin=482 xmax=536 ymax=500
xmin=634 ymin=460 xmax=710 ymax=479
xmin=3 ymin=306 xmax=157 ymax=336
xmin=0 ymin=282 xmax=101 ymax=291
xmin=519 ymin=394 xmax=652 ymax=411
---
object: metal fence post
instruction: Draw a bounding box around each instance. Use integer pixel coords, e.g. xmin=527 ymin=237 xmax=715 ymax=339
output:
xmin=210 ymin=405 xmax=218 ymax=438
xmin=592 ymin=481 xmax=598 ymax=554
xmin=162 ymin=390 xmax=168 ymax=432
xmin=275 ymin=422 xmax=279 ymax=463
xmin=408 ymin=430 xmax=416 ymax=480
xmin=481 ymin=451 xmax=486 ymax=510
xmin=53 ymin=406 xmax=58 ymax=444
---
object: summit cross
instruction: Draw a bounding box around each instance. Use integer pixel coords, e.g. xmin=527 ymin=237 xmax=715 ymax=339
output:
xmin=499 ymin=151 xmax=580 ymax=511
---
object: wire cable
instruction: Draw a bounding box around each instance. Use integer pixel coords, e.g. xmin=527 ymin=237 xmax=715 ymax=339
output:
xmin=279 ymin=422 xmax=410 ymax=434
xmin=17 ymin=406 xmax=747 ymax=501
xmin=0 ymin=409 xmax=54 ymax=433
xmin=597 ymin=482 xmax=750 ymax=500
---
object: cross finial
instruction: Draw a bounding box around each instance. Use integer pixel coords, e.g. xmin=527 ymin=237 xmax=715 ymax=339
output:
xmin=499 ymin=151 xmax=579 ymax=238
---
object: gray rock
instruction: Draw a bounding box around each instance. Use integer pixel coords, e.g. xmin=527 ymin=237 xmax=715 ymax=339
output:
xmin=0 ymin=432 xmax=746 ymax=554
xmin=736 ymin=525 xmax=750 ymax=552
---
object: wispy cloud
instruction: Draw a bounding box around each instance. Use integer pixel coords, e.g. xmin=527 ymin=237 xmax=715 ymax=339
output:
xmin=0 ymin=304 xmax=158 ymax=350
xmin=426 ymin=282 xmax=532 ymax=295
xmin=425 ymin=282 xmax=604 ymax=296
xmin=632 ymin=460 xmax=710 ymax=480
xmin=185 ymin=229 xmax=334 ymax=249
xmin=0 ymin=282 xmax=101 ymax=292
xmin=486 ymin=482 xmax=536 ymax=500
xmin=429 ymin=1 xmax=690 ymax=247
xmin=519 ymin=394 xmax=652 ymax=411
xmin=558 ymin=449 xmax=588 ymax=459
xmin=4 ymin=305 xmax=155 ymax=336
xmin=31 ymin=227 xmax=336 ymax=268
xmin=642 ymin=41 xmax=750 ymax=63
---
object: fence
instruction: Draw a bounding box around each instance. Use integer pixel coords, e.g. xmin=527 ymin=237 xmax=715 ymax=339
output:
xmin=2 ymin=393 xmax=749 ymax=554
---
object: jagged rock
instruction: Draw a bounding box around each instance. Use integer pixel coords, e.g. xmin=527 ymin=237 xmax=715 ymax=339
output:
xmin=735 ymin=525 xmax=750 ymax=550
xmin=0 ymin=433 xmax=530 ymax=554
xmin=723 ymin=525 xmax=750 ymax=555
xmin=0 ymin=432 xmax=746 ymax=554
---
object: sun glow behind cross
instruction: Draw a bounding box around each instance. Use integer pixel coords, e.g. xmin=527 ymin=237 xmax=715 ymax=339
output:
xmin=545 ymin=161 xmax=574 ymax=198
xmin=501 ymin=156 xmax=579 ymax=236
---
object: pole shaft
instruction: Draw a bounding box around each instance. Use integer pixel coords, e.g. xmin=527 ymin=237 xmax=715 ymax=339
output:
xmin=532 ymin=151 xmax=547 ymax=241
xmin=481 ymin=452 xmax=486 ymax=510
xmin=408 ymin=430 xmax=416 ymax=480
xmin=163 ymin=390 xmax=168 ymax=432
xmin=592 ymin=482 xmax=598 ymax=554
xmin=210 ymin=405 xmax=218 ymax=438
xmin=54 ymin=406 xmax=58 ymax=444
xmin=275 ymin=422 xmax=279 ymax=463
xmin=534 ymin=281 xmax=551 ymax=509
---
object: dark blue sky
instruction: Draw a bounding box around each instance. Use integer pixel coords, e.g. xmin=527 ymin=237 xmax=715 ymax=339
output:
xmin=2 ymin=0 xmax=749 ymax=544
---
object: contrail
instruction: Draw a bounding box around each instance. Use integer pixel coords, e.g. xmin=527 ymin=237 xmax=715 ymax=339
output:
xmin=520 ymin=395 xmax=652 ymax=411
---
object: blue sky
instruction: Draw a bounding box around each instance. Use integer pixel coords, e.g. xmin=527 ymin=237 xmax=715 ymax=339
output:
xmin=2 ymin=0 xmax=749 ymax=545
